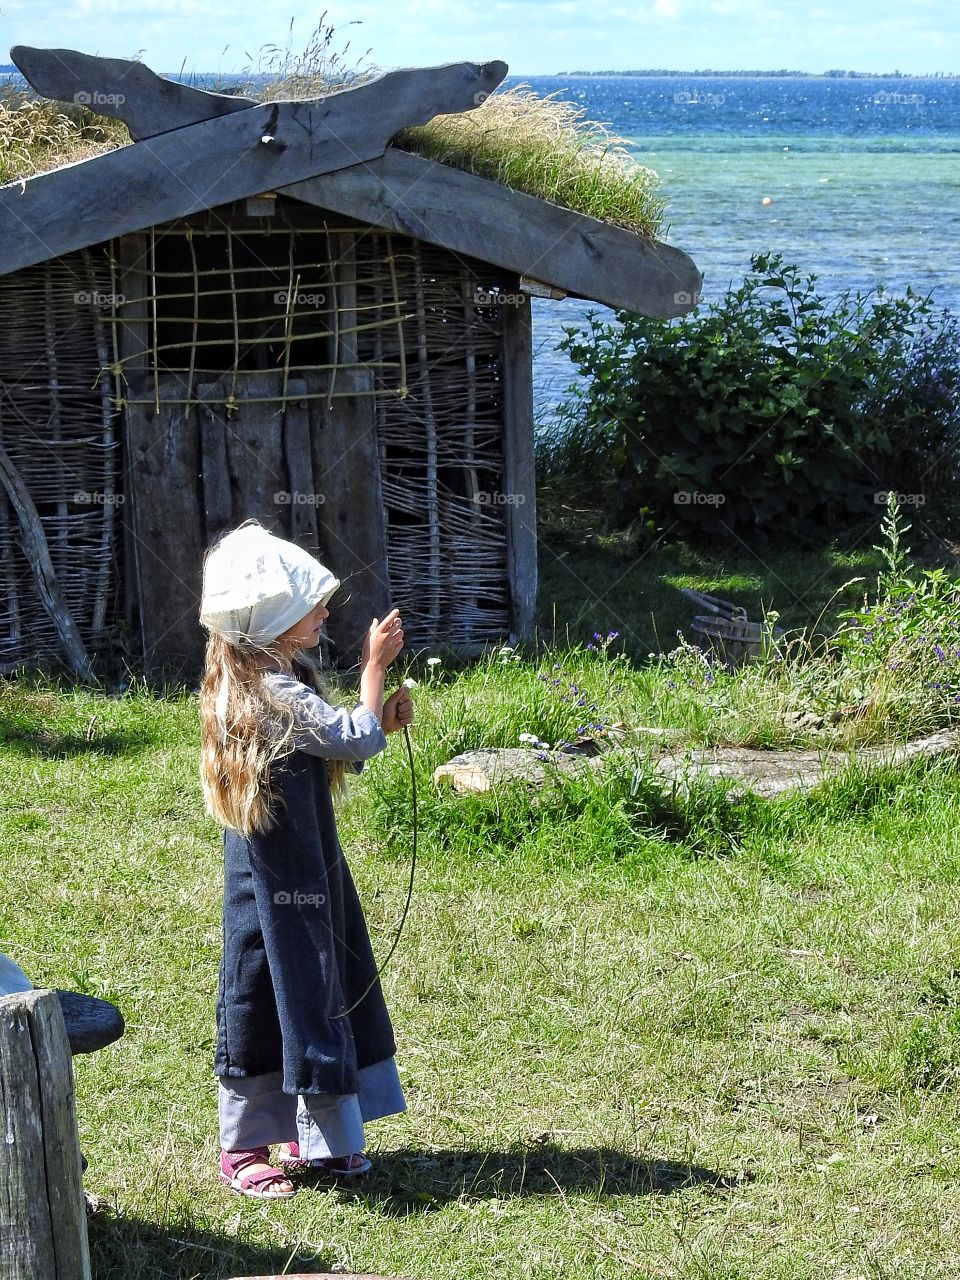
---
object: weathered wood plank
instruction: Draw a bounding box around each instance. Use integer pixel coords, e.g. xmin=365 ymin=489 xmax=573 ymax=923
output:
xmin=310 ymin=369 xmax=391 ymax=665
xmin=0 ymin=992 xmax=56 ymax=1277
xmin=0 ymin=60 xmax=508 ymax=279
xmin=124 ymin=374 xmax=206 ymax=670
xmin=281 ymin=148 xmax=703 ymax=319
xmin=281 ymin=379 xmax=320 ymax=550
xmin=0 ymin=440 xmax=94 ymax=680
xmin=30 ymin=992 xmax=91 ymax=1279
xmin=10 ymin=45 xmax=254 ymax=141
xmin=0 ymin=989 xmax=91 ymax=1280
xmin=114 ymin=234 xmax=151 ymax=652
xmin=221 ymin=378 xmax=289 ymax=532
xmin=500 ymin=280 xmax=538 ymax=644
xmin=198 ymin=393 xmax=234 ymax=540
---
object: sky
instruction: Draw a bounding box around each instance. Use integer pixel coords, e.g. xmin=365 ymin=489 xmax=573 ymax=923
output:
xmin=0 ymin=0 xmax=956 ymax=77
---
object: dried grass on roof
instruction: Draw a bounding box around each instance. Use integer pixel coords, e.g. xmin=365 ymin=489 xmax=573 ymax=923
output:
xmin=0 ymin=19 xmax=663 ymax=236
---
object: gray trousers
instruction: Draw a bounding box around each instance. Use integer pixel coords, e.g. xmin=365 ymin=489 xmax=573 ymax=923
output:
xmin=218 ymin=1055 xmax=406 ymax=1158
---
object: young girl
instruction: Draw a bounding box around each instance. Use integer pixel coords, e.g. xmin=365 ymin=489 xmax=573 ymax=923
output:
xmin=198 ymin=518 xmax=414 ymax=1199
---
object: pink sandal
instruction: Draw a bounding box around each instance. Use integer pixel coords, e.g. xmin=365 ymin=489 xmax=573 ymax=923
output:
xmin=275 ymin=1140 xmax=311 ymax=1172
xmin=219 ymin=1147 xmax=297 ymax=1198
xmin=276 ymin=1141 xmax=371 ymax=1177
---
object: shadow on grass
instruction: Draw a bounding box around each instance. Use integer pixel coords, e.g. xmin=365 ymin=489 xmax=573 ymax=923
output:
xmin=87 ymin=1205 xmax=332 ymax=1280
xmin=0 ymin=717 xmax=155 ymax=756
xmin=535 ymin=527 xmax=880 ymax=659
xmin=316 ymin=1144 xmax=741 ymax=1215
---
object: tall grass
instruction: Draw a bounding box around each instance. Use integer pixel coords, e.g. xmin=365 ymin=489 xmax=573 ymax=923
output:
xmin=0 ymin=84 xmax=127 ymax=183
xmin=393 ymin=84 xmax=664 ymax=236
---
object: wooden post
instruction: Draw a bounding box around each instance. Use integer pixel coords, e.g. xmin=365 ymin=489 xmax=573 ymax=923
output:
xmin=0 ymin=989 xmax=91 ymax=1280
xmin=500 ymin=276 xmax=538 ymax=645
xmin=114 ymin=233 xmax=151 ymax=659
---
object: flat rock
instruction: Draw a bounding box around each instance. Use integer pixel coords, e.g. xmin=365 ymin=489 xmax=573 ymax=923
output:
xmin=657 ymin=727 xmax=960 ymax=799
xmin=433 ymin=728 xmax=960 ymax=800
xmin=433 ymin=746 xmax=603 ymax=792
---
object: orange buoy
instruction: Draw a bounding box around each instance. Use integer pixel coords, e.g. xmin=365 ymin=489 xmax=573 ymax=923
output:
xmin=762 ymin=196 xmax=773 ymax=205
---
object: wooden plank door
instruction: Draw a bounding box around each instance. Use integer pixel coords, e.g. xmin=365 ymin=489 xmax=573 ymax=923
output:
xmin=124 ymin=369 xmax=389 ymax=675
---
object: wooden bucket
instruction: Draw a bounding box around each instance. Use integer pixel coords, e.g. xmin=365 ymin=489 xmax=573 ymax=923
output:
xmin=681 ymin=588 xmax=784 ymax=668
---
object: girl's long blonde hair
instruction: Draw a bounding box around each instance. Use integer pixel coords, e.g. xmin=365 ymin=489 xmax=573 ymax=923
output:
xmin=199 ymin=632 xmax=349 ymax=838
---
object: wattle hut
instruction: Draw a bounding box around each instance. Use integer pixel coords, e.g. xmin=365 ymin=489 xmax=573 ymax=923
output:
xmin=0 ymin=46 xmax=701 ymax=679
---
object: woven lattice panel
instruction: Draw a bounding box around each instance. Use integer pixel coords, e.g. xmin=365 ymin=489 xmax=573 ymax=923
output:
xmin=355 ymin=232 xmax=512 ymax=648
xmin=0 ymin=248 xmax=122 ymax=670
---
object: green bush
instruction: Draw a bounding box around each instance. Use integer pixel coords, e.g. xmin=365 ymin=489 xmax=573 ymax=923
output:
xmin=552 ymin=252 xmax=960 ymax=541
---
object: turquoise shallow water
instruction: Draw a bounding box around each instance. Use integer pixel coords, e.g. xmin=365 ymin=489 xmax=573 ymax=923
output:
xmin=516 ymin=76 xmax=960 ymax=420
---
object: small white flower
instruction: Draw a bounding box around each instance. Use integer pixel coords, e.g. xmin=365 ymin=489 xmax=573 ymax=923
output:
xmin=519 ymin=733 xmax=538 ymax=744
xmin=426 ymin=657 xmax=442 ymax=667
xmin=402 ymin=677 xmax=418 ymax=689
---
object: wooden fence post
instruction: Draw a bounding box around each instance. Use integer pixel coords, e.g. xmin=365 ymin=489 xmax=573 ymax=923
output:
xmin=0 ymin=989 xmax=91 ymax=1280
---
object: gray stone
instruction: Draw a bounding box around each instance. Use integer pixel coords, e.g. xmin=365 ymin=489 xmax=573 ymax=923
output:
xmin=433 ymin=728 xmax=960 ymax=800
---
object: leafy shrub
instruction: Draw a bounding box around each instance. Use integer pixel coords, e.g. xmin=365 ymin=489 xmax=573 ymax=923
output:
xmin=552 ymin=253 xmax=960 ymax=541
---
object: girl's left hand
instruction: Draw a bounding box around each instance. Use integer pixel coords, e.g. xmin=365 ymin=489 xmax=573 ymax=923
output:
xmin=381 ymin=685 xmax=414 ymax=734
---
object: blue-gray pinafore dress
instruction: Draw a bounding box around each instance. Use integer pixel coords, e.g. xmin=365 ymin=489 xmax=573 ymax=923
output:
xmin=214 ymin=676 xmax=399 ymax=1103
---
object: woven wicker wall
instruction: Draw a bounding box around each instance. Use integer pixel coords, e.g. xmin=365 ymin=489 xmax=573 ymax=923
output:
xmin=0 ymin=201 xmax=523 ymax=671
xmin=0 ymin=247 xmax=122 ymax=672
xmin=354 ymin=231 xmax=514 ymax=649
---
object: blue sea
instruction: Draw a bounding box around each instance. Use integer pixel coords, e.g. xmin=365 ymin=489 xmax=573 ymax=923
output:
xmin=505 ymin=75 xmax=960 ymax=422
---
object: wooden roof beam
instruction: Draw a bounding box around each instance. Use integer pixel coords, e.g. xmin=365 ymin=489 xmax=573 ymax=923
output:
xmin=10 ymin=45 xmax=256 ymax=140
xmin=0 ymin=58 xmax=507 ymax=278
xmin=280 ymin=148 xmax=703 ymax=319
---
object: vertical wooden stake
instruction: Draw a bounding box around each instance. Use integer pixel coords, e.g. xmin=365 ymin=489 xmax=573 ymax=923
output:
xmin=0 ymin=989 xmax=91 ymax=1280
xmin=500 ymin=276 xmax=538 ymax=645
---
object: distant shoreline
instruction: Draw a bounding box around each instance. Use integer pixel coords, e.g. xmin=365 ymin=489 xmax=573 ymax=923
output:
xmin=553 ymin=70 xmax=958 ymax=79
xmin=2 ymin=63 xmax=955 ymax=81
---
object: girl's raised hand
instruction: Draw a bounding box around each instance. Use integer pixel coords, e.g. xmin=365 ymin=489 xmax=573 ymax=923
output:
xmin=381 ymin=685 xmax=414 ymax=734
xmin=362 ymin=608 xmax=404 ymax=669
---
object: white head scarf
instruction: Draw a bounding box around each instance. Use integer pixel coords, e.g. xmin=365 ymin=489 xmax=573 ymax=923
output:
xmin=199 ymin=519 xmax=340 ymax=646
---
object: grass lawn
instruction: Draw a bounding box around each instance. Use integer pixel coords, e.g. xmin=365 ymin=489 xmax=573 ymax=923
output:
xmin=2 ymin=535 xmax=960 ymax=1280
